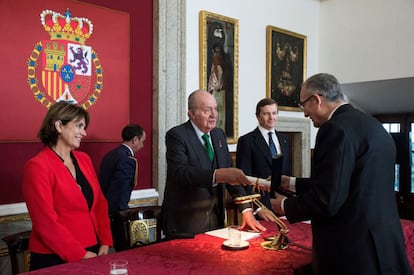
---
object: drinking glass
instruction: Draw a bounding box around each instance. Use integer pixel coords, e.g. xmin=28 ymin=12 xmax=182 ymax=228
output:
xmin=109 ymin=259 xmax=128 ymax=275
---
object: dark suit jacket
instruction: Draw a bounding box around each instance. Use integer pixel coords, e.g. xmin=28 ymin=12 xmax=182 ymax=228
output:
xmin=162 ymin=120 xmax=247 ymax=236
xmin=99 ymin=145 xmax=136 ymax=216
xmin=285 ymin=104 xmax=411 ymax=275
xmin=236 ymin=127 xmax=291 ymax=209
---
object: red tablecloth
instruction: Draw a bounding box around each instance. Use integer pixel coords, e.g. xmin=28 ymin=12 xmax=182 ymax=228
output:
xmin=401 ymin=219 xmax=414 ymax=270
xmin=22 ymin=221 xmax=312 ymax=275
xmin=20 ymin=219 xmax=414 ymax=274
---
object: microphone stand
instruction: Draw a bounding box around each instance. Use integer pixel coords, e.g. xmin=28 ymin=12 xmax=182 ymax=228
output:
xmin=234 ymin=194 xmax=289 ymax=250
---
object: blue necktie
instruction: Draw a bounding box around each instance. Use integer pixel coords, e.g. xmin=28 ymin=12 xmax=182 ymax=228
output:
xmin=268 ymin=132 xmax=278 ymax=158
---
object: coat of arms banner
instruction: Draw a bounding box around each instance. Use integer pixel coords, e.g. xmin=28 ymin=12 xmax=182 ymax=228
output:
xmin=0 ymin=0 xmax=129 ymax=141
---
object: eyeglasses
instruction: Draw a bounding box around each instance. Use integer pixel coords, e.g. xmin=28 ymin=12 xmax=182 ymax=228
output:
xmin=298 ymin=93 xmax=322 ymax=110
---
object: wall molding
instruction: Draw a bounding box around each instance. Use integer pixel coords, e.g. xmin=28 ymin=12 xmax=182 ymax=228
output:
xmin=276 ymin=116 xmax=311 ymax=177
xmin=153 ymin=0 xmax=187 ymax=204
xmin=0 ymin=202 xmax=28 ymax=217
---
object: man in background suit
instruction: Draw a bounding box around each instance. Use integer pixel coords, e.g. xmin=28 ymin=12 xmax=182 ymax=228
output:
xmin=162 ymin=90 xmax=267 ymax=238
xmin=273 ymin=73 xmax=411 ymax=274
xmin=99 ymin=124 xmax=146 ymax=216
xmin=236 ymin=98 xmax=291 ymax=219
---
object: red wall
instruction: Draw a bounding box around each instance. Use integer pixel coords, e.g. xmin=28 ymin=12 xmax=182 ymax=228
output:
xmin=0 ymin=0 xmax=153 ymax=204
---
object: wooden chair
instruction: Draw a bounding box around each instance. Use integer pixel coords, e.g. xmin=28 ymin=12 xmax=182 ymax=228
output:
xmin=2 ymin=230 xmax=31 ymax=275
xmin=112 ymin=206 xmax=163 ymax=251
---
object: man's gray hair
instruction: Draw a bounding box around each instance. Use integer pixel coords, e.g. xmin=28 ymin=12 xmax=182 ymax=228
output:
xmin=302 ymin=73 xmax=345 ymax=102
xmin=188 ymin=89 xmax=208 ymax=110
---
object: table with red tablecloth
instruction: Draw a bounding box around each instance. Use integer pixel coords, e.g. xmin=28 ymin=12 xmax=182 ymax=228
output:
xmin=20 ymin=219 xmax=414 ymax=274
xmin=22 ymin=220 xmax=312 ymax=275
xmin=401 ymin=219 xmax=414 ymax=270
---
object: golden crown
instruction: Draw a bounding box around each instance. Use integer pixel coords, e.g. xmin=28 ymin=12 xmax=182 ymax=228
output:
xmin=40 ymin=9 xmax=93 ymax=44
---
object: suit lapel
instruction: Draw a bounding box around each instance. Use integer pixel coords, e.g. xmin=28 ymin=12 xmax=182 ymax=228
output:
xmin=185 ymin=121 xmax=212 ymax=167
xmin=210 ymin=129 xmax=225 ymax=168
xmin=254 ymin=128 xmax=272 ymax=166
xmin=276 ymin=132 xmax=288 ymax=156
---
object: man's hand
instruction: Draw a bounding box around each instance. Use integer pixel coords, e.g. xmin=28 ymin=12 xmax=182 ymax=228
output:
xmin=256 ymin=208 xmax=278 ymax=223
xmin=281 ymin=175 xmax=291 ymax=190
xmin=240 ymin=209 xmax=267 ymax=232
xmin=215 ymin=168 xmax=250 ymax=186
xmin=270 ymin=193 xmax=287 ymax=216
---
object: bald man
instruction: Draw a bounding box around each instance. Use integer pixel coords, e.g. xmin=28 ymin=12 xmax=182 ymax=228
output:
xmin=162 ymin=90 xmax=266 ymax=238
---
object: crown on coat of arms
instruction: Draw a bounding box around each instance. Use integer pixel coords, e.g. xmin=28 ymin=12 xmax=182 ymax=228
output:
xmin=40 ymin=9 xmax=93 ymax=45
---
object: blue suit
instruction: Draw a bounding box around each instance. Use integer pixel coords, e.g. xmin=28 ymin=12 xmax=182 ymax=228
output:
xmin=99 ymin=145 xmax=136 ymax=216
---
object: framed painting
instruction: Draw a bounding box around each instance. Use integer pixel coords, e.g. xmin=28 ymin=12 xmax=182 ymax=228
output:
xmin=199 ymin=11 xmax=238 ymax=144
xmin=266 ymin=26 xmax=307 ymax=111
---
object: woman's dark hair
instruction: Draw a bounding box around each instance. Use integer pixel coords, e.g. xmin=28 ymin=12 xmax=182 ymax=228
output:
xmin=38 ymin=101 xmax=90 ymax=146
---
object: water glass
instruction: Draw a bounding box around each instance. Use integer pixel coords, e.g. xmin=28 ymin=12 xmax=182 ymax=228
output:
xmin=109 ymin=259 xmax=128 ymax=275
xmin=228 ymin=225 xmax=241 ymax=246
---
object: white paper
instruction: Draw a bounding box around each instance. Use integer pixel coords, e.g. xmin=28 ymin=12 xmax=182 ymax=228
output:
xmin=246 ymin=176 xmax=271 ymax=187
xmin=205 ymin=227 xmax=261 ymax=241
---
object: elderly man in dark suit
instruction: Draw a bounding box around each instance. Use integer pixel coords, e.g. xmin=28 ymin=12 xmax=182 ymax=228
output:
xmin=273 ymin=73 xmax=411 ymax=274
xmin=162 ymin=90 xmax=267 ymax=238
xmin=236 ymin=98 xmax=291 ymax=220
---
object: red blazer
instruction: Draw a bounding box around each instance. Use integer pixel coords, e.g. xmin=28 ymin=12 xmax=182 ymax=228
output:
xmin=23 ymin=147 xmax=113 ymax=262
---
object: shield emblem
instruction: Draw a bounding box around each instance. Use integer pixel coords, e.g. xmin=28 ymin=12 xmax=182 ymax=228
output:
xmin=27 ymin=9 xmax=103 ymax=109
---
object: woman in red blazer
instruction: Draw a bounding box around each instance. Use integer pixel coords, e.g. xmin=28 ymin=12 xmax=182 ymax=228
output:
xmin=23 ymin=102 xmax=113 ymax=270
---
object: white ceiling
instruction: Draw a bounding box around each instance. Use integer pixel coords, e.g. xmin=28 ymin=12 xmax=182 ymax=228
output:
xmin=342 ymin=77 xmax=414 ymax=115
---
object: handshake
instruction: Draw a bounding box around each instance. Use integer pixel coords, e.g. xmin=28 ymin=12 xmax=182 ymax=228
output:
xmin=214 ymin=168 xmax=295 ymax=196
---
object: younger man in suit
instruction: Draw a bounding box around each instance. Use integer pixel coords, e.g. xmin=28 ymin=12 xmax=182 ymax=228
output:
xmin=236 ymin=98 xmax=291 ymax=220
xmin=99 ymin=124 xmax=146 ymax=216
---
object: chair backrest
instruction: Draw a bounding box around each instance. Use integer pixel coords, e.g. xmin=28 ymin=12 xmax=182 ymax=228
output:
xmin=2 ymin=230 xmax=31 ymax=275
xmin=113 ymin=206 xmax=162 ymax=251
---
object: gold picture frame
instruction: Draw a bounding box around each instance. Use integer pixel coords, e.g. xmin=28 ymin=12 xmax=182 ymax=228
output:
xmin=266 ymin=26 xmax=307 ymax=111
xmin=199 ymin=10 xmax=239 ymax=144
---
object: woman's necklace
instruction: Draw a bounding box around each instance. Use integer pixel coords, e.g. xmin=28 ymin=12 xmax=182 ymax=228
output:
xmin=63 ymin=160 xmax=77 ymax=180
xmin=50 ymin=147 xmax=79 ymax=188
